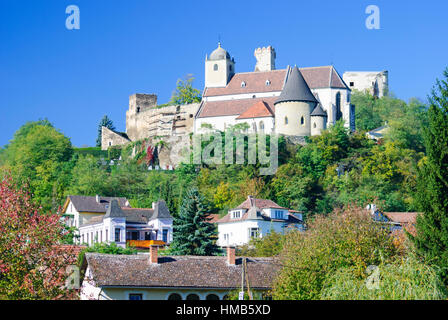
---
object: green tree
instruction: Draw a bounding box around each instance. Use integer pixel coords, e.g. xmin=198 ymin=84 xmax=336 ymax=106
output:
xmin=410 ymin=67 xmax=448 ymax=282
xmin=96 ymin=115 xmax=115 ymax=147
xmin=170 ymin=74 xmax=202 ymax=105
xmin=170 ymin=187 xmax=220 ymax=256
xmin=1 ymin=120 xmax=74 ymax=210
xmin=272 ymin=205 xmax=398 ymax=300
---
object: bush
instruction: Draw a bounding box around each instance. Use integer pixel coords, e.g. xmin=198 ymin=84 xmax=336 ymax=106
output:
xmin=321 ymin=256 xmax=448 ymax=300
xmin=271 ymin=205 xmax=399 ymax=300
xmin=238 ymin=230 xmax=286 ymax=257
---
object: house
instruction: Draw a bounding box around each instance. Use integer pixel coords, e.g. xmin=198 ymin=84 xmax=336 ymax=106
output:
xmin=366 ymin=124 xmax=389 ymax=141
xmin=61 ymin=195 xmax=131 ymax=229
xmin=80 ymin=246 xmax=279 ymax=300
xmin=78 ymin=199 xmax=173 ymax=248
xmin=216 ymin=196 xmax=303 ymax=247
xmin=367 ymin=204 xmax=420 ymax=235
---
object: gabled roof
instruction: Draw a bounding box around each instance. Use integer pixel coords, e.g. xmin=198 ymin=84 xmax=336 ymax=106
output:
xmin=64 ymin=195 xmax=130 ymax=213
xmin=311 ymin=103 xmax=327 ymax=117
xmin=85 ymin=253 xmax=279 ymax=289
xmin=236 ymin=197 xmax=286 ymax=210
xmin=275 ymin=66 xmax=318 ymax=105
xmin=236 ymin=100 xmax=274 ymax=119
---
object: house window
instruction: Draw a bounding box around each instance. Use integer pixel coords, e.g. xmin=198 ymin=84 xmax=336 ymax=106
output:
xmin=350 ymin=82 xmax=354 ymax=87
xmin=108 ymin=142 xmax=112 ymax=147
xmin=285 ymin=116 xmax=288 ymax=125
xmin=168 ymin=293 xmax=182 ymax=300
xmin=91 ymin=232 xmax=93 ymax=244
xmin=162 ymin=229 xmax=169 ymax=243
xmin=249 ymin=228 xmax=259 ymax=239
xmin=86 ymin=233 xmax=89 ymax=244
xmin=81 ymin=234 xmax=84 ymax=244
xmin=114 ymin=228 xmax=121 ymax=242
xmin=129 ymin=294 xmax=143 ymax=301
xmin=214 ymin=64 xmax=218 ymax=71
xmin=259 ymin=121 xmax=264 ymax=132
xmin=100 ymin=230 xmax=102 ymax=242
xmin=274 ymin=210 xmax=283 ymax=219
xmin=186 ymin=294 xmax=200 ymax=300
xmin=96 ymin=231 xmax=98 ymax=242
xmin=105 ymin=229 xmax=108 ymax=241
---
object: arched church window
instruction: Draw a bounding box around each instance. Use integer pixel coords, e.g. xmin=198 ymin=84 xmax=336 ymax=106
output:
xmin=301 ymin=116 xmax=305 ymax=125
xmin=285 ymin=117 xmax=288 ymax=125
xmin=214 ymin=64 xmax=218 ymax=71
xmin=336 ymin=92 xmax=342 ymax=121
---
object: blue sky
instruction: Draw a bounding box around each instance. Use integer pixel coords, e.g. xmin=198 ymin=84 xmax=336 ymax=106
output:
xmin=1 ymin=0 xmax=447 ymax=147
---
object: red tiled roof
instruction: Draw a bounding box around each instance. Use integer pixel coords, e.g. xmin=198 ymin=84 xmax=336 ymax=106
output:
xmin=204 ymin=70 xmax=286 ymax=97
xmin=236 ymin=100 xmax=274 ymax=119
xmin=237 ymin=197 xmax=286 ymax=210
xmin=197 ymin=97 xmax=277 ymax=118
xmin=206 ymin=214 xmax=221 ymax=224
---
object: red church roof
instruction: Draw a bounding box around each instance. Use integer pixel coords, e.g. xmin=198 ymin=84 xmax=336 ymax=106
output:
xmin=236 ymin=100 xmax=274 ymax=119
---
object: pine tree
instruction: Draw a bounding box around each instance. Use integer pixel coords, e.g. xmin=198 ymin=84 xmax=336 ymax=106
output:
xmin=170 ymin=187 xmax=220 ymax=256
xmin=96 ymin=115 xmax=116 ymax=147
xmin=410 ymin=67 xmax=448 ymax=282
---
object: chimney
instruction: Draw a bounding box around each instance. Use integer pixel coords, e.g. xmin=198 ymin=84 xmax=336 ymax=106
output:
xmin=248 ymin=195 xmax=255 ymax=208
xmin=226 ymin=246 xmax=236 ymax=265
xmin=149 ymin=245 xmax=159 ymax=264
xmin=96 ymin=195 xmax=100 ymax=203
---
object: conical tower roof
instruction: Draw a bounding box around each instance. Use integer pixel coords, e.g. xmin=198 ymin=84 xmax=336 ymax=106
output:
xmin=104 ymin=199 xmax=125 ymax=218
xmin=311 ymin=103 xmax=328 ymax=117
xmin=275 ymin=66 xmax=318 ymax=105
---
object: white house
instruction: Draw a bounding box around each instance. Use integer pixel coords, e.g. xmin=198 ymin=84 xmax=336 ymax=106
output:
xmin=216 ymin=196 xmax=303 ymax=247
xmin=78 ymin=199 xmax=173 ymax=248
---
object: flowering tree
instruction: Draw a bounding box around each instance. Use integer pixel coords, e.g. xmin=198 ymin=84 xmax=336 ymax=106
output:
xmin=0 ymin=175 xmax=78 ymax=300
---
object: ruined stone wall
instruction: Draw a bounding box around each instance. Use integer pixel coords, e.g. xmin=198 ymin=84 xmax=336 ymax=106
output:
xmin=101 ymin=127 xmax=131 ymax=151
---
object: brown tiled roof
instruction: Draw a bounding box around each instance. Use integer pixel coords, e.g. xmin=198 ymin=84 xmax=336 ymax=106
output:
xmin=203 ymin=66 xmax=348 ymax=98
xmin=236 ymin=100 xmax=274 ymax=119
xmin=237 ymin=198 xmax=286 ymax=210
xmin=198 ymin=97 xmax=278 ymax=118
xmin=203 ymin=69 xmax=286 ymax=97
xmin=383 ymin=212 xmax=420 ymax=224
xmin=85 ymin=253 xmax=280 ymax=289
xmin=67 ymin=195 xmax=130 ymax=213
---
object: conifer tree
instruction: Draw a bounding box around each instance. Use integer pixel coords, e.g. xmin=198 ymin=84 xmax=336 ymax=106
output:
xmin=96 ymin=115 xmax=116 ymax=147
xmin=410 ymin=67 xmax=448 ymax=282
xmin=170 ymin=187 xmax=220 ymax=256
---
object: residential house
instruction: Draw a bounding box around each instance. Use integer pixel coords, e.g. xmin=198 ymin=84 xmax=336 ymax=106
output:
xmin=80 ymin=246 xmax=279 ymax=300
xmin=78 ymin=199 xmax=173 ymax=248
xmin=216 ymin=196 xmax=303 ymax=247
xmin=368 ymin=204 xmax=419 ymax=235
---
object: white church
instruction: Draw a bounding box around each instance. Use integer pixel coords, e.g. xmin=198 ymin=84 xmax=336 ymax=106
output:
xmin=195 ymin=44 xmax=356 ymax=136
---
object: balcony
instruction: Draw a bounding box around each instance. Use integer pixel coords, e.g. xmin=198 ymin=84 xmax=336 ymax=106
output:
xmin=127 ymin=240 xmax=166 ymax=249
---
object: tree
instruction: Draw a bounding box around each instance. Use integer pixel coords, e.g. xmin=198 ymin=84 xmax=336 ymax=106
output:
xmin=410 ymin=67 xmax=448 ymax=282
xmin=0 ymin=175 xmax=77 ymax=300
xmin=1 ymin=120 xmax=74 ymax=210
xmin=170 ymin=187 xmax=220 ymax=256
xmin=96 ymin=115 xmax=115 ymax=147
xmin=170 ymin=74 xmax=202 ymax=105
xmin=271 ymin=205 xmax=398 ymax=300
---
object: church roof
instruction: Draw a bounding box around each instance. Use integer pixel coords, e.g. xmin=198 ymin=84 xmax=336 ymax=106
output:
xmin=208 ymin=43 xmax=231 ymax=61
xmin=275 ymin=66 xmax=318 ymax=105
xmin=197 ymin=97 xmax=277 ymax=118
xmin=311 ymin=103 xmax=327 ymax=117
xmin=236 ymin=101 xmax=274 ymax=119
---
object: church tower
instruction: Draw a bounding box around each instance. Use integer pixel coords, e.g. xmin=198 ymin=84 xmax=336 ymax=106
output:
xmin=205 ymin=43 xmax=235 ymax=88
xmin=274 ymin=66 xmax=318 ymax=136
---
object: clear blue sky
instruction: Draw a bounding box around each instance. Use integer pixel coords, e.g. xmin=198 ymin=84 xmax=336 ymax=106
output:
xmin=1 ymin=0 xmax=447 ymax=147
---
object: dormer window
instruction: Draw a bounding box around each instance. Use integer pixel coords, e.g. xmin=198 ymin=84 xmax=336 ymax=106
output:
xmin=241 ymin=81 xmax=246 ymax=88
xmin=266 ymin=80 xmax=271 ymax=86
xmin=231 ymin=210 xmax=242 ymax=219
xmin=274 ymin=210 xmax=284 ymax=219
